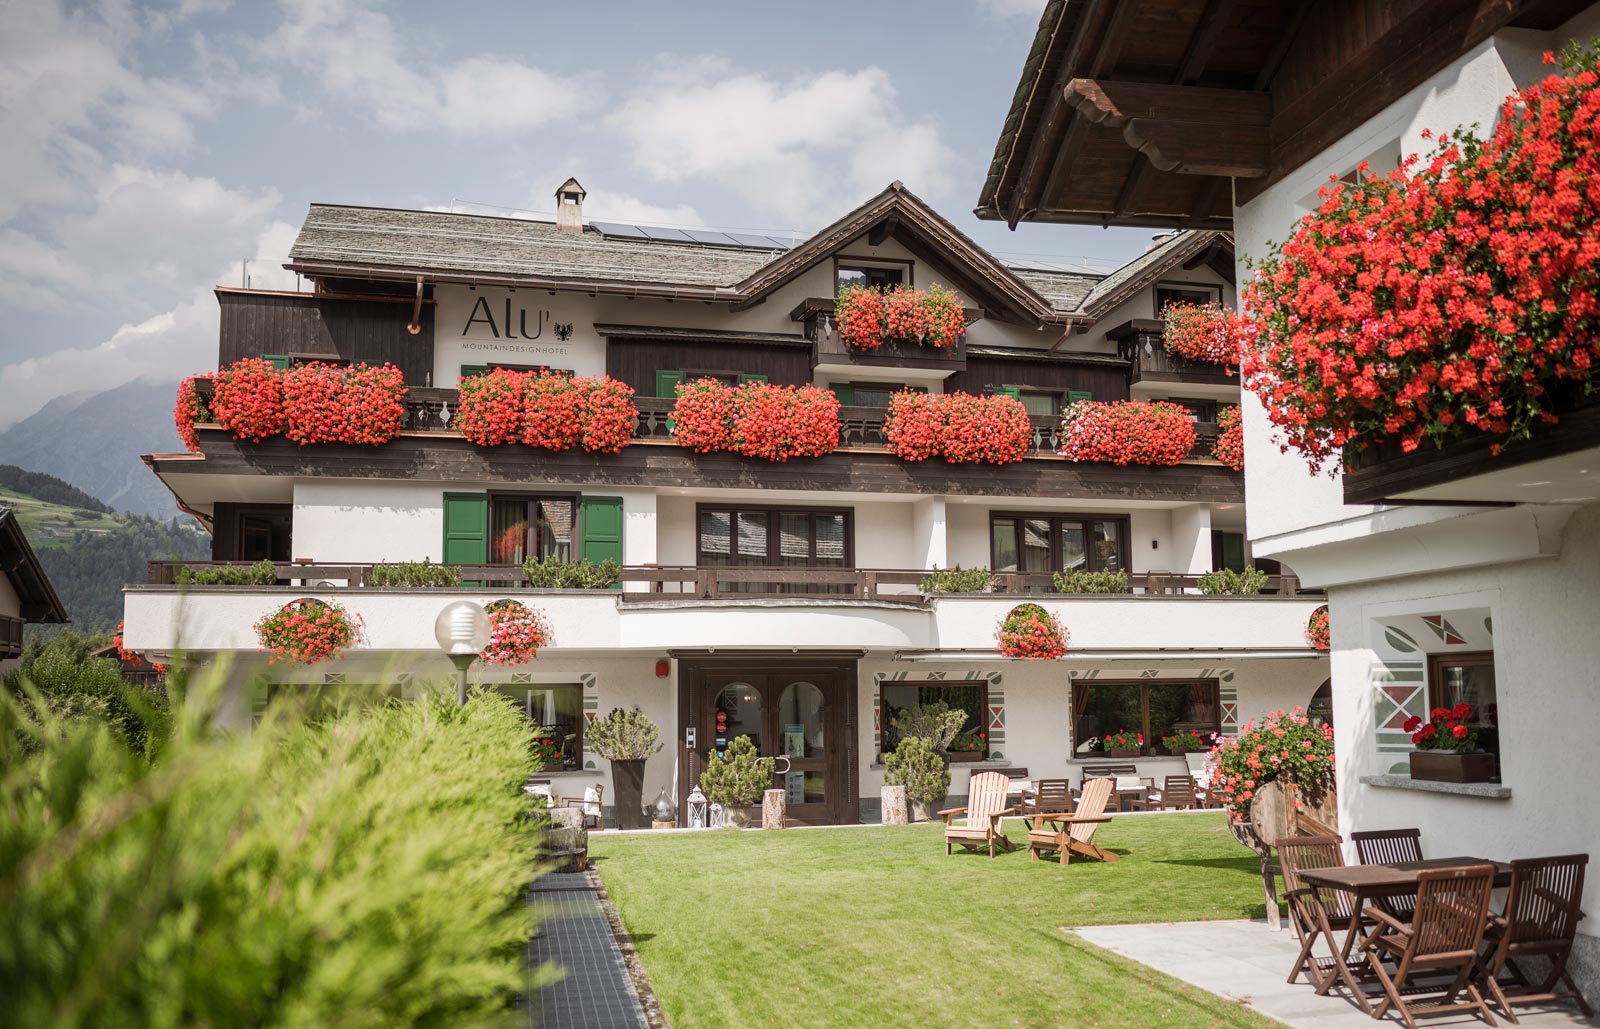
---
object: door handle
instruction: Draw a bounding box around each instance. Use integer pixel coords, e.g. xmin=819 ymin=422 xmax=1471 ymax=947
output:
xmin=773 ymin=756 xmax=792 ymax=775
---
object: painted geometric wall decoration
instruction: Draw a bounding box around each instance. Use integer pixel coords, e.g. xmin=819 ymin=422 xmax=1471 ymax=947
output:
xmin=1484 ymin=616 xmax=1493 ymax=636
xmin=1219 ymin=686 xmax=1239 ymax=735
xmin=1382 ymin=625 xmax=1419 ymax=654
xmin=1371 ymin=659 xmax=1425 ymax=759
xmin=1420 ymin=614 xmax=1468 ymax=646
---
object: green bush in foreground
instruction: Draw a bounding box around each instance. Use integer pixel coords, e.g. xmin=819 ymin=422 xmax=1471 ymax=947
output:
xmin=522 ymin=554 xmax=621 ymax=589
xmin=175 ymin=558 xmax=278 ymax=585
xmin=0 ymin=669 xmax=543 ymax=1027
xmin=1053 ymin=568 xmax=1130 ymax=594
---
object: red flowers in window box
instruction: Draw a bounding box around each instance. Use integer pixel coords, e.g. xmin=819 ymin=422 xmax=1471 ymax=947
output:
xmin=174 ymin=375 xmax=210 ymax=453
xmin=255 ymin=597 xmax=365 ymax=665
xmin=480 ymin=599 xmax=553 ymax=666
xmin=670 ymin=378 xmax=840 ymax=460
xmin=455 ymin=369 xmax=638 ymax=452
xmin=884 ymin=390 xmax=1032 ymax=464
xmin=1241 ymin=49 xmax=1600 ymax=470
xmin=996 ymin=603 xmax=1068 ymax=660
xmin=1305 ymin=606 xmax=1330 ymax=651
xmin=1403 ymin=703 xmax=1479 ymax=752
xmin=835 ymin=284 xmax=966 ymax=351
xmin=210 ymin=357 xmax=285 ymax=442
xmin=283 ymin=361 xmax=407 ymax=445
xmin=1161 ymin=302 xmax=1242 ymax=368
xmin=1213 ymin=405 xmax=1245 ymax=471
xmin=1058 ymin=400 xmax=1196 ymax=466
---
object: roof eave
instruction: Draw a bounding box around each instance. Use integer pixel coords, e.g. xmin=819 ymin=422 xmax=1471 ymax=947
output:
xmin=0 ymin=510 xmax=69 ymax=624
xmin=283 ymin=259 xmax=746 ymax=303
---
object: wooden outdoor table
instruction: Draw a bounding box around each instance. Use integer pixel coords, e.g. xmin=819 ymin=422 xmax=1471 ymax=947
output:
xmin=1295 ymin=857 xmax=1512 ymax=1006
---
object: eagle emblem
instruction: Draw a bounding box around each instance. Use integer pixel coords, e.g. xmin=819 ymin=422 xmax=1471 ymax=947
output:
xmin=553 ymin=322 xmax=574 ymax=341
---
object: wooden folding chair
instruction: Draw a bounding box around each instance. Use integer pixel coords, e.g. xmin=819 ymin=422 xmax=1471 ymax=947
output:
xmin=1276 ymin=835 xmax=1369 ymax=1007
xmin=941 ymin=770 xmax=1015 ymax=858
xmin=1479 ymin=853 xmax=1592 ymax=1022
xmin=1360 ymin=864 xmax=1498 ymax=1029
xmin=1022 ymin=778 xmax=1071 ymax=816
xmin=1130 ymin=775 xmax=1199 ymax=811
xmin=1027 ymin=776 xmax=1116 ymax=866
xmin=1352 ymin=828 xmax=1423 ymax=923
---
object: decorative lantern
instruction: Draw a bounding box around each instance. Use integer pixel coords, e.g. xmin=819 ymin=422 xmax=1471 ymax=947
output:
xmin=687 ymin=785 xmax=708 ymax=829
xmin=708 ymin=801 xmax=725 ymax=829
xmin=650 ymin=788 xmax=677 ymax=826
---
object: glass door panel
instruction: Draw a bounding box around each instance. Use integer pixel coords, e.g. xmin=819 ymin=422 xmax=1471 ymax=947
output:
xmin=714 ymin=682 xmax=763 ymax=756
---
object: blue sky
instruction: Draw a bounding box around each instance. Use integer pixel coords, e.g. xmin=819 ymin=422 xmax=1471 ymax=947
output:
xmin=0 ymin=0 xmax=1155 ymax=427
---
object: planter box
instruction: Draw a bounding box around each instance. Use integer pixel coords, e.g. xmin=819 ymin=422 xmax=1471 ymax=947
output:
xmin=1409 ymin=750 xmax=1496 ymax=784
xmin=1104 ymin=747 xmax=1138 ymax=759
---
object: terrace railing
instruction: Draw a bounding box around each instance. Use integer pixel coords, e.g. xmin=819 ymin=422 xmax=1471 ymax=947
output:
xmin=0 ymin=614 xmax=23 ymax=659
xmin=146 ymin=561 xmax=1308 ymax=599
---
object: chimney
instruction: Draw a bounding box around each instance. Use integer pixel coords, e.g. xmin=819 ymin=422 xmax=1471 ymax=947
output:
xmin=555 ymin=177 xmax=586 ymax=233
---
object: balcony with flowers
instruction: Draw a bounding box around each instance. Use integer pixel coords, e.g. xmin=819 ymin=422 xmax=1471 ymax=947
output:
xmin=1106 ymin=302 xmax=1242 ymax=395
xmin=1240 ymin=48 xmax=1600 ymax=506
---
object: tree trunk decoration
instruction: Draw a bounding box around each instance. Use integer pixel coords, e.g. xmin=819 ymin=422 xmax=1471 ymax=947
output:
xmin=881 ymin=784 xmax=909 ymax=826
xmin=762 ymin=789 xmax=786 ymax=829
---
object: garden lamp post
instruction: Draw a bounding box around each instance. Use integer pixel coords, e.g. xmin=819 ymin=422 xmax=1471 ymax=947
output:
xmin=434 ymin=600 xmax=490 ymax=705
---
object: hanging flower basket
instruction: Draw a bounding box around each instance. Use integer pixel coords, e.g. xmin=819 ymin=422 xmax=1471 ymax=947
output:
xmin=481 ymin=599 xmax=553 ymax=666
xmin=1059 ymin=400 xmax=1196 ymax=466
xmin=996 ymin=603 xmax=1068 ymax=660
xmin=255 ymin=598 xmax=365 ymax=665
xmin=834 ymin=284 xmax=966 ymax=351
xmin=1240 ymin=49 xmax=1600 ymax=471
xmin=1212 ymin=406 xmax=1245 ymax=471
xmin=174 ymin=375 xmax=210 ymax=454
xmin=210 ymin=357 xmax=286 ymax=443
xmin=884 ymin=390 xmax=1031 ymax=464
xmin=1210 ymin=708 xmax=1335 ymax=824
xmin=670 ymin=379 xmax=839 ymax=460
xmin=283 ymin=361 xmax=407 ymax=445
xmin=1161 ymin=302 xmax=1242 ymax=367
xmin=1305 ymin=606 xmax=1330 ymax=651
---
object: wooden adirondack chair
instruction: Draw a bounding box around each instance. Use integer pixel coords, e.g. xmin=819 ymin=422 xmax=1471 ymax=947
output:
xmin=941 ymin=770 xmax=1016 ymax=858
xmin=1027 ymin=776 xmax=1117 ymax=866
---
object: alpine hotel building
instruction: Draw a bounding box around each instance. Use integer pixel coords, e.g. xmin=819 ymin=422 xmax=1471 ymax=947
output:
xmin=121 ymin=178 xmax=1328 ymax=824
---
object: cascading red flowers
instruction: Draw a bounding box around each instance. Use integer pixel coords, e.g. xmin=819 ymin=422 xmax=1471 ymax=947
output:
xmin=1058 ymin=400 xmax=1196 ymax=466
xmin=884 ymin=390 xmax=1032 ymax=464
xmin=454 ymin=369 xmax=638 ymax=451
xmin=282 ymin=361 xmax=407 ymax=445
xmin=996 ymin=603 xmax=1068 ymax=660
xmin=670 ymin=378 xmax=840 ymax=460
xmin=112 ymin=620 xmax=166 ymax=674
xmin=1213 ymin=405 xmax=1245 ymax=471
xmin=210 ymin=357 xmax=286 ymax=442
xmin=1161 ymin=302 xmax=1243 ymax=367
xmin=1306 ymin=606 xmax=1330 ymax=651
xmin=1210 ymin=708 xmax=1334 ymax=824
xmin=255 ymin=597 xmax=365 ymax=665
xmin=480 ymin=599 xmax=553 ymax=666
xmin=174 ymin=375 xmax=210 ymax=453
xmin=834 ymin=284 xmax=966 ymax=351
xmin=1241 ymin=47 xmax=1600 ymax=470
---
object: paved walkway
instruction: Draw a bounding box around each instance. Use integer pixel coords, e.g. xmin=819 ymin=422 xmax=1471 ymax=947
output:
xmin=1070 ymin=919 xmax=1598 ymax=1029
xmin=527 ymin=872 xmax=648 ymax=1029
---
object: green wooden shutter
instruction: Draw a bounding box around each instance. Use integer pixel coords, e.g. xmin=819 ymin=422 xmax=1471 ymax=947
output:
xmin=262 ymin=354 xmax=291 ymax=370
xmin=442 ymin=492 xmax=489 ymax=570
xmin=460 ymin=364 xmax=489 ymax=379
xmin=579 ymin=496 xmax=624 ymax=588
xmin=994 ymin=386 xmax=1020 ymax=400
xmin=655 ymin=369 xmax=686 ymax=398
xmin=1219 ymin=532 xmax=1245 ymax=573
xmin=1067 ymin=389 xmax=1094 ymax=405
xmin=738 ymin=373 xmax=769 ymax=385
xmin=828 ymin=383 xmax=854 ymax=405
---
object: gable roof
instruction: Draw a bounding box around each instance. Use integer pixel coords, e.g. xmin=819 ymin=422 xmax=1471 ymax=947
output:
xmin=0 ymin=508 xmax=68 ymax=624
xmin=1079 ymin=229 xmax=1232 ymax=317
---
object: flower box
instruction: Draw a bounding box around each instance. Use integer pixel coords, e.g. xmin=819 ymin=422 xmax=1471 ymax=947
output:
xmin=1104 ymin=747 xmax=1138 ymax=759
xmin=1408 ymin=750 xmax=1496 ymax=784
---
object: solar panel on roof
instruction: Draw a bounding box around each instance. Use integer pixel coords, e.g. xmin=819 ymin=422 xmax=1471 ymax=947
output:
xmin=725 ymin=232 xmax=789 ymax=250
xmin=683 ymin=228 xmax=742 ymax=247
xmin=640 ymin=225 xmax=697 ymax=243
xmin=590 ymin=220 xmax=651 ymax=240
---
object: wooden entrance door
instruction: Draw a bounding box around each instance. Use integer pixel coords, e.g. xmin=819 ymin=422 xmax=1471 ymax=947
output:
xmin=679 ymin=658 xmax=857 ymax=825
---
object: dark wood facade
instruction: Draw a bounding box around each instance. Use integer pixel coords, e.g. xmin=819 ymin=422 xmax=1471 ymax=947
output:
xmin=949 ymin=352 xmax=1128 ymax=401
xmin=216 ymin=289 xmax=435 ymax=384
xmin=175 ymin=429 xmax=1244 ymax=504
xmin=604 ymin=337 xmax=813 ymax=395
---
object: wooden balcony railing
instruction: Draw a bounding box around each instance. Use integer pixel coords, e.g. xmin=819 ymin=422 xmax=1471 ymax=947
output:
xmin=1108 ymin=321 xmax=1239 ymax=387
xmin=0 ymin=614 xmax=23 ymax=658
xmin=192 ymin=381 xmax=1226 ymax=462
xmin=145 ymin=561 xmax=1310 ymax=599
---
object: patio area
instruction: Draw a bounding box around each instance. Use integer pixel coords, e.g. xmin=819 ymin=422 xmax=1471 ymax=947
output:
xmin=1073 ymin=919 xmax=1599 ymax=1029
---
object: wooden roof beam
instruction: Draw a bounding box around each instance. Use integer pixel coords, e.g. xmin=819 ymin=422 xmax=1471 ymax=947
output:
xmin=1064 ymin=80 xmax=1271 ymax=178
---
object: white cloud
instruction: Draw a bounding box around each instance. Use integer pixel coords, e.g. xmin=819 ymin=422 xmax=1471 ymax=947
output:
xmin=606 ymin=59 xmax=958 ymax=225
xmin=976 ymin=0 xmax=1046 ymax=19
xmin=0 ymin=219 xmax=298 ymax=429
xmin=271 ymin=0 xmax=591 ymax=133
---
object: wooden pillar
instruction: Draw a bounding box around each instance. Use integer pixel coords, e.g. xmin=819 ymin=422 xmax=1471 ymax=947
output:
xmin=762 ymin=789 xmax=786 ymax=829
xmin=881 ymin=784 xmax=909 ymax=826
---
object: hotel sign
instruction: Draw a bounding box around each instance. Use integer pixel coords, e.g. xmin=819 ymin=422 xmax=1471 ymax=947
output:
xmin=432 ymin=285 xmax=605 ymax=381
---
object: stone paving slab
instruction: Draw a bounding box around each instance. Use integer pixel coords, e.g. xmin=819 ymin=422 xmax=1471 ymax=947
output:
xmin=1070 ymin=919 xmax=1599 ymax=1029
xmin=528 ymin=873 xmax=648 ymax=1029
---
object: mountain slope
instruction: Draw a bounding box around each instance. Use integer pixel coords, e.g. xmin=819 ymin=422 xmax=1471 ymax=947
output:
xmin=0 ymin=379 xmax=185 ymax=519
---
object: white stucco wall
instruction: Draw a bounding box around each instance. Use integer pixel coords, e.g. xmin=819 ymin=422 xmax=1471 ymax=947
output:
xmin=292 ymin=479 xmax=446 ymax=563
xmin=0 ymin=572 xmax=21 ymax=620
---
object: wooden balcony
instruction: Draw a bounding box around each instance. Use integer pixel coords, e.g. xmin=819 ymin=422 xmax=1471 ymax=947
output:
xmin=146 ymin=561 xmax=1311 ymax=600
xmin=0 ymin=614 xmax=23 ymax=659
xmin=1106 ymin=320 xmax=1239 ymax=387
xmin=791 ymin=297 xmax=969 ymax=373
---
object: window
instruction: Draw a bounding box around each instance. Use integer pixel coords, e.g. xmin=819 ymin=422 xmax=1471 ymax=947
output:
xmin=461 ymin=362 xmax=572 ymax=377
xmin=697 ymin=504 xmax=850 ymax=593
xmin=992 ymin=387 xmax=1093 ymax=417
xmin=1071 ymin=679 xmax=1220 ymax=755
xmin=490 ymin=494 xmax=575 ymax=565
xmin=1166 ymin=397 xmax=1218 ymax=422
xmin=1426 ymin=652 xmax=1499 ymax=761
xmin=654 ymin=369 xmax=768 ymax=397
xmin=494 ymin=683 xmax=583 ymax=771
xmin=1154 ymin=283 xmax=1220 ymax=312
xmin=880 ymin=682 xmax=988 ymax=761
xmin=835 ymin=258 xmax=911 ymax=292
xmin=990 ymin=513 xmax=1127 ymax=575
xmin=288 ymin=353 xmax=351 ymax=368
xmin=1211 ymin=531 xmax=1245 ymax=573
xmin=832 ymin=381 xmax=925 ymax=408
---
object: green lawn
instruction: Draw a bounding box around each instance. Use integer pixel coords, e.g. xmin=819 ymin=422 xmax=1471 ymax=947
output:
xmin=591 ymin=812 xmax=1281 ymax=1028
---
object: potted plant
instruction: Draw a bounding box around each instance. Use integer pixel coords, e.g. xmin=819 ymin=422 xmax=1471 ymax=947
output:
xmin=1405 ymin=704 xmax=1495 ymax=783
xmin=1162 ymin=731 xmax=1207 ymax=756
xmin=587 ymin=707 xmax=662 ymax=830
xmin=884 ymin=736 xmax=951 ymax=822
xmin=699 ymin=735 xmax=774 ymax=828
xmin=1103 ymin=729 xmax=1143 ymax=758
